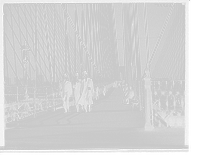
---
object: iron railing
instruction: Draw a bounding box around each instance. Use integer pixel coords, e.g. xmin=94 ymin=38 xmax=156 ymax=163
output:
xmin=151 ymin=80 xmax=185 ymax=127
xmin=4 ymin=83 xmax=113 ymax=124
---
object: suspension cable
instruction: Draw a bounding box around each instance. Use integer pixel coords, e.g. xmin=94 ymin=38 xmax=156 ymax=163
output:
xmin=144 ymin=3 xmax=150 ymax=64
xmin=61 ymin=4 xmax=101 ymax=79
xmin=43 ymin=4 xmax=54 ymax=95
xmin=148 ymin=4 xmax=175 ymax=69
xmin=10 ymin=4 xmax=18 ymax=84
xmin=111 ymin=3 xmax=120 ymax=80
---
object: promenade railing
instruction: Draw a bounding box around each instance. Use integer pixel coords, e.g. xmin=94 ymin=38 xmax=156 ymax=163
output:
xmin=4 ymin=82 xmax=113 ymax=124
xmin=150 ymin=80 xmax=185 ymax=128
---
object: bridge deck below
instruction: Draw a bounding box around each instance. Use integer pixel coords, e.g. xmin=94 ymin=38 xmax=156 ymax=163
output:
xmin=3 ymin=88 xmax=186 ymax=150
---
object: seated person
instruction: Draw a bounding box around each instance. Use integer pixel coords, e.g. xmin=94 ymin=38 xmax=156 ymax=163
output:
xmin=122 ymin=86 xmax=134 ymax=104
xmin=129 ymin=97 xmax=139 ymax=110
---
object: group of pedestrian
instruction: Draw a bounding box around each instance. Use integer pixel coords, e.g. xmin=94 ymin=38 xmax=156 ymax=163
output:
xmin=95 ymin=86 xmax=107 ymax=100
xmin=59 ymin=70 xmax=94 ymax=113
xmin=95 ymin=86 xmax=99 ymax=100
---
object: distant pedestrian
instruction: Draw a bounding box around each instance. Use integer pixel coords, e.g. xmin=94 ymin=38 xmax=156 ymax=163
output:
xmin=73 ymin=72 xmax=83 ymax=112
xmin=78 ymin=71 xmax=94 ymax=112
xmin=58 ymin=80 xmax=62 ymax=97
xmin=118 ymin=82 xmax=120 ymax=88
xmin=122 ymin=86 xmax=134 ymax=104
xmin=122 ymin=84 xmax=129 ymax=94
xmin=113 ymin=81 xmax=117 ymax=88
xmin=103 ymin=86 xmax=106 ymax=96
xmin=95 ymin=86 xmax=100 ymax=100
xmin=60 ymin=73 xmax=72 ymax=113
xmin=129 ymin=96 xmax=139 ymax=110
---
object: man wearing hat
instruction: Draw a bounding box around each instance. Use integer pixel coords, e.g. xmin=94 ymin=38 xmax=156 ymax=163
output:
xmin=74 ymin=73 xmax=81 ymax=112
xmin=60 ymin=73 xmax=72 ymax=113
xmin=78 ymin=71 xmax=94 ymax=112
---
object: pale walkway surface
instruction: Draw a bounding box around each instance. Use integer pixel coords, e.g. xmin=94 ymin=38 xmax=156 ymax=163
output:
xmin=4 ymin=88 xmax=186 ymax=150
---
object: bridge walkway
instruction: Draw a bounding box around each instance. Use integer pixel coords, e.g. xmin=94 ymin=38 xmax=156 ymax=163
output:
xmin=5 ymin=88 xmax=184 ymax=149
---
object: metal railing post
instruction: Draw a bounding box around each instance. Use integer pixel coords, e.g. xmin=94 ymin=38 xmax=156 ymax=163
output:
xmin=144 ymin=63 xmax=153 ymax=130
xmin=46 ymin=87 xmax=48 ymax=113
xmin=16 ymin=86 xmax=19 ymax=119
xmin=34 ymin=87 xmax=36 ymax=118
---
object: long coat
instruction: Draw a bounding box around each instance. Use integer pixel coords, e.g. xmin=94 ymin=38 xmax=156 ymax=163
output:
xmin=59 ymin=80 xmax=72 ymax=99
xmin=73 ymin=79 xmax=81 ymax=104
xmin=78 ymin=78 xmax=94 ymax=105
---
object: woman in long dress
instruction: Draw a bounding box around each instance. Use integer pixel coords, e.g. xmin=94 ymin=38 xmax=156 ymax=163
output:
xmin=74 ymin=73 xmax=81 ymax=112
xmin=86 ymin=78 xmax=94 ymax=112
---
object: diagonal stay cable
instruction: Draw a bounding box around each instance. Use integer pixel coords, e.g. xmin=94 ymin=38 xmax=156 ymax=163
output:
xmin=150 ymin=3 xmax=174 ymax=62
xmin=142 ymin=3 xmax=174 ymax=78
xmin=61 ymin=4 xmax=103 ymax=78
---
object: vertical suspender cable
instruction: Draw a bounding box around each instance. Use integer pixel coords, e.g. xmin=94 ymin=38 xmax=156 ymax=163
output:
xmin=87 ymin=5 xmax=94 ymax=78
xmin=90 ymin=4 xmax=96 ymax=81
xmin=135 ymin=3 xmax=144 ymax=113
xmin=94 ymin=4 xmax=101 ymax=83
xmin=10 ymin=5 xmax=19 ymax=85
xmin=130 ymin=3 xmax=137 ymax=93
xmin=92 ymin=4 xmax=99 ymax=85
xmin=81 ymin=3 xmax=85 ymax=69
xmin=112 ymin=3 xmax=120 ymax=80
xmin=82 ymin=4 xmax=89 ymax=75
xmin=22 ymin=4 xmax=31 ymax=84
xmin=63 ymin=6 xmax=67 ymax=73
xmin=75 ymin=3 xmax=83 ymax=72
xmin=74 ymin=3 xmax=77 ymax=73
xmin=66 ymin=4 xmax=72 ymax=81
xmin=86 ymin=4 xmax=91 ymax=76
xmin=34 ymin=3 xmax=37 ymax=118
xmin=61 ymin=4 xmax=102 ymax=80
xmin=53 ymin=3 xmax=56 ymax=88
xmin=43 ymin=4 xmax=55 ymax=111
xmin=144 ymin=3 xmax=150 ymax=64
xmin=17 ymin=7 xmax=25 ymax=77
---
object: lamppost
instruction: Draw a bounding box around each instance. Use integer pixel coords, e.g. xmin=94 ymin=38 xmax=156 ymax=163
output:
xmin=20 ymin=40 xmax=30 ymax=100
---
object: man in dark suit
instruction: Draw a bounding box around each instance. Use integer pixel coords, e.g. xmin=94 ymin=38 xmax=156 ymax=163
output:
xmin=60 ymin=73 xmax=72 ymax=113
xmin=73 ymin=73 xmax=83 ymax=112
xmin=79 ymin=71 xmax=94 ymax=112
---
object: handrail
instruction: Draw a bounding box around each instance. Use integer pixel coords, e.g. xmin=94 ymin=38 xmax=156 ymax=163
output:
xmin=151 ymin=78 xmax=185 ymax=125
xmin=4 ymin=80 xmax=116 ymax=125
